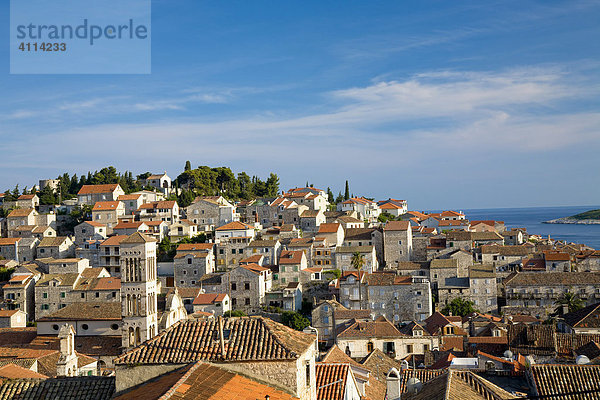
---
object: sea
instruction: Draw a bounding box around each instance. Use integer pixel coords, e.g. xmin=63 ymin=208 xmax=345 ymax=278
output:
xmin=426 ymin=206 xmax=600 ymax=250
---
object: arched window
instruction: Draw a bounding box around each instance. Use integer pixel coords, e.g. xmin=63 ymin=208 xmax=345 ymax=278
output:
xmin=128 ymin=327 xmax=135 ymax=347
xmin=345 ymin=346 xmax=351 ymax=357
xmin=135 ymin=327 xmax=141 ymax=346
xmin=367 ymin=341 xmax=374 ymax=352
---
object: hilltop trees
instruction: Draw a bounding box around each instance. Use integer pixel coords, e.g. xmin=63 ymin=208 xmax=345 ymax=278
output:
xmin=175 ymin=166 xmax=279 ymax=200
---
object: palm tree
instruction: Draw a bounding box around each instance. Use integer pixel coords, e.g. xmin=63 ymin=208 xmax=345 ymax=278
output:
xmin=554 ymin=291 xmax=584 ymax=315
xmin=351 ymin=251 xmax=366 ymax=309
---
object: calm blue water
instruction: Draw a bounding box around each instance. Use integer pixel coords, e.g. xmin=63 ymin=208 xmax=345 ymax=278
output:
xmin=428 ymin=206 xmax=600 ymax=250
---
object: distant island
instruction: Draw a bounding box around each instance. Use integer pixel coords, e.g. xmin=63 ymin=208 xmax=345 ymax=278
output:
xmin=544 ymin=209 xmax=600 ymax=224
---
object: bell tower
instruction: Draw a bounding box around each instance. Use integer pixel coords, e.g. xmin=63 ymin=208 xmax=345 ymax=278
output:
xmin=120 ymin=232 xmax=158 ymax=349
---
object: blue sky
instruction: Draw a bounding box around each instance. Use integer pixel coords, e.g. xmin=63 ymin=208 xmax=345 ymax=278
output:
xmin=1 ymin=0 xmax=599 ymax=209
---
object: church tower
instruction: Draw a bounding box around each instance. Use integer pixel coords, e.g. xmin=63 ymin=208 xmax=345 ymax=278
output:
xmin=120 ymin=232 xmax=158 ymax=349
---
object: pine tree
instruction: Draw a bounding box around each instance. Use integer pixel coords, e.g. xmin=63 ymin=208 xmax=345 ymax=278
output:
xmin=327 ymin=187 xmax=334 ymax=203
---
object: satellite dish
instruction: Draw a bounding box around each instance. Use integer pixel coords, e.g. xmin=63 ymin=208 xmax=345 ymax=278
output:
xmin=576 ymin=355 xmax=590 ymax=365
xmin=406 ymin=377 xmax=423 ymax=394
xmin=504 ymin=350 xmax=513 ymax=359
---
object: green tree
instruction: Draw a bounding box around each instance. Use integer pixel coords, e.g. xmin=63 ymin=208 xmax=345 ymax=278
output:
xmin=335 ymin=192 xmax=344 ymax=204
xmin=265 ymin=173 xmax=280 ymax=197
xmin=281 ymin=311 xmax=310 ymax=331
xmin=327 ymin=187 xmax=334 ymax=203
xmin=344 ymin=180 xmax=350 ymax=200
xmin=441 ymin=298 xmax=478 ymax=317
xmin=351 ymin=251 xmax=365 ymax=309
xmin=184 ymin=160 xmax=192 ymax=171
xmin=554 ymin=291 xmax=584 ymax=315
xmin=38 ymin=185 xmax=57 ymax=205
xmin=225 ymin=310 xmax=246 ymax=318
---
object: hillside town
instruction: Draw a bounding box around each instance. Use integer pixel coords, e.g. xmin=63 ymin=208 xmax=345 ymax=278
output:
xmin=0 ymin=166 xmax=599 ymax=399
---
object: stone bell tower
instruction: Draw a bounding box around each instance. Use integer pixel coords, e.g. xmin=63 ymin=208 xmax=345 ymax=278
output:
xmin=120 ymin=232 xmax=158 ymax=349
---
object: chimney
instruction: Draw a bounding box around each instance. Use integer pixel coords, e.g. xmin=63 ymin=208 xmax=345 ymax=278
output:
xmin=386 ymin=368 xmax=401 ymax=400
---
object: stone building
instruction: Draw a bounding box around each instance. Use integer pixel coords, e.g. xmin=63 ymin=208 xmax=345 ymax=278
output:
xmin=299 ymin=209 xmax=326 ymax=233
xmin=99 ymin=235 xmax=128 ymax=277
xmin=244 ymin=239 xmax=281 ymax=265
xmin=112 ymin=317 xmax=318 ymax=400
xmin=173 ymin=243 xmax=215 ymax=287
xmin=119 ymin=232 xmax=159 ymax=349
xmin=317 ymin=223 xmax=345 ymax=247
xmin=468 ymin=264 xmax=497 ymax=313
xmin=334 ymin=245 xmax=378 ymax=273
xmin=91 ymin=201 xmax=125 ymax=234
xmin=336 ymin=317 xmax=439 ymax=360
xmin=74 ymin=221 xmax=107 ymax=245
xmin=77 ymin=184 xmax=125 ymax=206
xmin=185 ymin=196 xmax=237 ymax=232
xmin=278 ymin=250 xmax=308 ymax=285
xmin=343 ymin=227 xmax=384 ymax=266
xmin=36 ymin=237 xmax=75 ymax=259
xmin=383 ymin=221 xmax=412 ymax=267
xmin=35 ymin=267 xmax=111 ymax=319
xmin=137 ymin=200 xmax=179 ymax=224
xmin=192 ymin=292 xmax=230 ymax=316
xmin=1 ymin=273 xmax=36 ymax=320
xmin=504 ymin=272 xmax=600 ymax=317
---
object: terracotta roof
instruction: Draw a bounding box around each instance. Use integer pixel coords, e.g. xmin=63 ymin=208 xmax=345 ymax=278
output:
xmin=316 ymin=363 xmax=351 ymax=400
xmin=17 ymin=194 xmax=36 ymax=200
xmin=192 ymin=293 xmax=227 ymax=305
xmin=120 ymin=232 xmax=157 ymax=244
xmin=81 ymin=220 xmax=106 ymax=228
xmin=508 ymin=324 xmax=556 ymax=356
xmin=506 ymin=272 xmax=600 ymax=286
xmin=424 ymin=312 xmax=467 ymax=336
xmin=114 ymin=221 xmax=145 ymax=229
xmin=430 ymin=259 xmax=458 ymax=269
xmin=337 ymin=317 xmax=402 ymax=339
xmin=438 ymin=220 xmax=469 ymax=227
xmin=247 ymin=239 xmax=279 ymax=247
xmin=544 ymin=250 xmax=571 ymax=261
xmin=78 ymin=184 xmax=120 ymax=195
xmin=37 ymin=302 xmax=121 ymax=322
xmin=0 ymin=310 xmax=21 ymax=318
xmin=139 ymin=200 xmax=177 ymax=210
xmin=402 ymin=370 xmax=517 ymax=400
xmin=215 ymin=221 xmax=254 ymax=231
xmin=529 ymin=364 xmax=600 ymax=399
xmin=174 ymin=252 xmax=209 ymax=260
xmin=0 ymin=376 xmax=115 ymax=399
xmin=279 ymin=250 xmax=304 ymax=265
xmin=318 ymin=223 xmax=341 ymax=234
xmin=100 ymin=235 xmax=129 ymax=246
xmin=114 ymin=317 xmax=315 ymax=365
xmin=116 ymin=361 xmax=297 ymax=400
xmin=38 ymin=237 xmax=69 ymax=247
xmin=92 ymin=201 xmax=121 ymax=211
xmin=563 ymin=302 xmax=600 ymax=329
xmin=365 ymin=272 xmax=411 ymax=286
xmin=7 ymin=208 xmax=35 ymax=218
xmin=0 ymin=238 xmax=21 ymax=246
xmin=379 ymin=202 xmax=403 ymax=209
xmin=0 ymin=363 xmax=47 ymax=379
xmin=333 ymin=309 xmax=372 ymax=320
xmin=117 ymin=194 xmax=141 ymax=201
xmin=361 ymin=349 xmax=444 ymax=395
xmin=240 ymin=254 xmax=263 ymax=263
xmin=241 ymin=263 xmax=270 ymax=274
xmin=177 ymin=243 xmax=214 ymax=251
xmin=384 ymin=221 xmax=410 ymax=231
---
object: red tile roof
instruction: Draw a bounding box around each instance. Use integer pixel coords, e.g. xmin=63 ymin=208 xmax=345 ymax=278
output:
xmin=384 ymin=220 xmax=410 ymax=231
xmin=92 ymin=201 xmax=121 ymax=211
xmin=316 ymin=363 xmax=351 ymax=400
xmin=78 ymin=184 xmax=120 ymax=195
xmin=100 ymin=235 xmax=128 ymax=246
xmin=279 ymin=250 xmax=304 ymax=265
xmin=177 ymin=243 xmax=214 ymax=251
xmin=0 ymin=363 xmax=48 ymax=379
xmin=318 ymin=223 xmax=341 ymax=234
xmin=192 ymin=293 xmax=227 ymax=305
xmin=215 ymin=221 xmax=254 ymax=231
xmin=114 ymin=317 xmax=316 ymax=365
